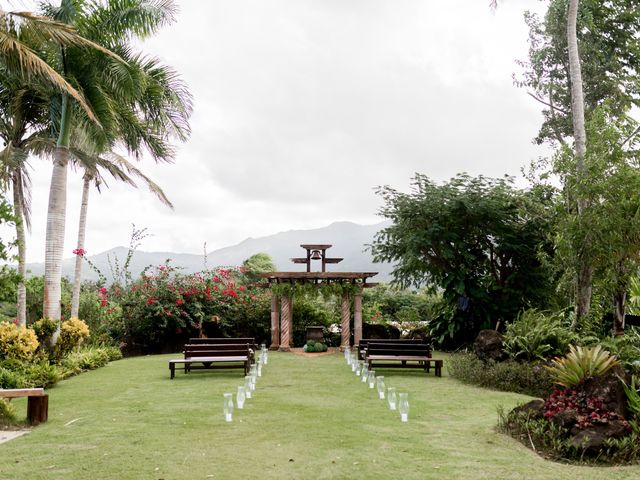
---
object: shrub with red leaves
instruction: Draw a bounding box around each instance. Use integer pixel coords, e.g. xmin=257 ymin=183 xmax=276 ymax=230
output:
xmin=543 ymin=388 xmax=629 ymax=430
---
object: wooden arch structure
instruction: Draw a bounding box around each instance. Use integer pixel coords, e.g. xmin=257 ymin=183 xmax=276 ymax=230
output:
xmin=260 ymin=245 xmax=378 ymax=351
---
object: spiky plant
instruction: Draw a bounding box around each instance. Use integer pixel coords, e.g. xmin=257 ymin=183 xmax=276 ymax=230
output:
xmin=621 ymin=375 xmax=640 ymax=418
xmin=545 ymin=345 xmax=619 ymax=387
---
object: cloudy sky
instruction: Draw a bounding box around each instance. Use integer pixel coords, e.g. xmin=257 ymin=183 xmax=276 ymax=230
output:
xmin=16 ymin=0 xmax=550 ymax=262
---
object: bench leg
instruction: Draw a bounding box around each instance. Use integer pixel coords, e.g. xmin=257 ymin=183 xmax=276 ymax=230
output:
xmin=435 ymin=361 xmax=442 ymax=377
xmin=170 ymin=363 xmax=175 ymax=379
xmin=27 ymin=395 xmax=48 ymax=424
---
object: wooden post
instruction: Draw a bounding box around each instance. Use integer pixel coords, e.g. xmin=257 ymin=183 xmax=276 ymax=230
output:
xmin=27 ymin=395 xmax=49 ymax=424
xmin=354 ymin=293 xmax=363 ymax=346
xmin=270 ymin=294 xmax=280 ymax=350
xmin=289 ymin=295 xmax=294 ymax=347
xmin=340 ymin=292 xmax=351 ymax=350
xmin=279 ymin=295 xmax=292 ymax=351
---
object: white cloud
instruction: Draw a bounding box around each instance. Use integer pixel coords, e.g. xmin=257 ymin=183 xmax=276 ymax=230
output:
xmin=18 ymin=0 xmax=550 ymax=263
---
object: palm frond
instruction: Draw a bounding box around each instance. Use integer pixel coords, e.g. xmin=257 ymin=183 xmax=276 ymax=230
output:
xmin=81 ymin=0 xmax=177 ymax=44
xmin=106 ymin=152 xmax=173 ymax=208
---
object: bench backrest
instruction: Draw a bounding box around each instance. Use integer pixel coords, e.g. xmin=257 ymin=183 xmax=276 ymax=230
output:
xmin=188 ymin=338 xmax=257 ymax=350
xmin=366 ymin=342 xmax=432 ymax=358
xmin=183 ymin=343 xmax=250 ymax=358
xmin=359 ymin=338 xmax=424 ymax=347
xmin=189 ymin=337 xmax=255 ymax=344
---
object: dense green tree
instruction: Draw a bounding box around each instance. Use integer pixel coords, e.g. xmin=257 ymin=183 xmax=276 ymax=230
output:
xmin=371 ymin=174 xmax=556 ymax=346
xmin=553 ymin=106 xmax=640 ymax=334
xmin=241 ymin=253 xmax=277 ymax=283
xmin=0 ymin=193 xmax=18 ymax=302
xmin=519 ymin=0 xmax=640 ymax=326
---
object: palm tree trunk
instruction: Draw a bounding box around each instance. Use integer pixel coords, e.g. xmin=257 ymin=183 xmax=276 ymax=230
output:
xmin=12 ymin=176 xmax=27 ymax=327
xmin=70 ymin=174 xmax=91 ymax=318
xmin=44 ymin=148 xmax=69 ymax=322
xmin=44 ymin=94 xmax=72 ymax=343
xmin=567 ymin=0 xmax=592 ymax=328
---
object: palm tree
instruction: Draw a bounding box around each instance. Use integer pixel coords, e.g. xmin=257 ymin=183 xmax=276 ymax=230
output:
xmin=64 ymin=46 xmax=191 ymax=320
xmin=38 ymin=0 xmax=182 ymax=328
xmin=0 ymin=5 xmax=122 ymax=325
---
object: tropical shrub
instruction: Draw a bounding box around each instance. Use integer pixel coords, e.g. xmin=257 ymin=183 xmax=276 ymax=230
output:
xmin=59 ymin=347 xmax=111 ymax=377
xmin=546 ymin=345 xmax=619 ymax=387
xmin=0 ymin=322 xmax=39 ymax=361
xmin=447 ymin=353 xmax=555 ymax=398
xmin=503 ymin=309 xmax=577 ymax=360
xmin=620 ymin=375 xmax=640 ymax=418
xmin=543 ymin=388 xmax=628 ymax=430
xmin=0 ymin=366 xmax=21 ymax=389
xmin=20 ymin=361 xmax=60 ymax=388
xmin=0 ymin=358 xmax=60 ymax=388
xmin=55 ymin=318 xmax=90 ymax=357
xmin=0 ymin=398 xmax=17 ymax=426
xmin=303 ymin=341 xmax=327 ymax=352
xmin=31 ymin=318 xmax=57 ymax=346
xmin=599 ymin=327 xmax=640 ymax=372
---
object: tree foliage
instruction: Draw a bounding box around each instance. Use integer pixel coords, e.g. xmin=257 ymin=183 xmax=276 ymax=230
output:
xmin=519 ymin=0 xmax=640 ymax=146
xmin=371 ymin=174 xmax=556 ymax=345
xmin=241 ymin=252 xmax=276 ymax=283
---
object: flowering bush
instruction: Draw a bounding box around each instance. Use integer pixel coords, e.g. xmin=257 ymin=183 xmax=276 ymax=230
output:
xmin=103 ymin=265 xmax=258 ymax=353
xmin=0 ymin=322 xmax=39 ymax=361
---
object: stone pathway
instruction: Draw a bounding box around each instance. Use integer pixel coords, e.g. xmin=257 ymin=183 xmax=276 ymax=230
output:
xmin=0 ymin=429 xmax=30 ymax=444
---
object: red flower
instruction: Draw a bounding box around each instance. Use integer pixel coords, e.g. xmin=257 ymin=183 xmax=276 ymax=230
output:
xmin=146 ymin=296 xmax=157 ymax=305
xmin=73 ymin=248 xmax=86 ymax=257
xmin=176 ymin=298 xmax=184 ymax=306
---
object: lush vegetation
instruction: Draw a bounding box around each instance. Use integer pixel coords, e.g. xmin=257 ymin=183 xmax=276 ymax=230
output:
xmin=371 ymin=175 xmax=556 ymax=347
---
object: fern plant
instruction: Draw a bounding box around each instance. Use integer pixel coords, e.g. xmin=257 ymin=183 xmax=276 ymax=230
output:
xmin=503 ymin=309 xmax=577 ymax=360
xmin=545 ymin=345 xmax=619 ymax=387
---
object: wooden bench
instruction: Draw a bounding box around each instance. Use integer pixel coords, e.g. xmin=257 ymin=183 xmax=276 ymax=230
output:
xmin=188 ymin=337 xmax=257 ymax=363
xmin=365 ymin=343 xmax=442 ymax=377
xmin=0 ymin=388 xmax=49 ymax=424
xmin=358 ymin=338 xmax=426 ymax=360
xmin=169 ymin=343 xmax=251 ymax=379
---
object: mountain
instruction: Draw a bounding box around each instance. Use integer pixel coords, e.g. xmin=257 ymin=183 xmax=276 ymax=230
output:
xmin=24 ymin=221 xmax=395 ymax=283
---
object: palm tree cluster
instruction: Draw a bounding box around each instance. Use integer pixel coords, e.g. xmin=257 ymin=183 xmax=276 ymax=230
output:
xmin=0 ymin=1 xmax=192 ymax=334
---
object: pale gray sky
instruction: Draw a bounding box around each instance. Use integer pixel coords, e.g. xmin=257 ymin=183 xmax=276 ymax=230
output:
xmin=14 ymin=0 xmax=550 ymax=262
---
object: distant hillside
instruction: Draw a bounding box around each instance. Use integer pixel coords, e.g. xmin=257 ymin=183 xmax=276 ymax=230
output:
xmin=25 ymin=221 xmax=395 ymax=283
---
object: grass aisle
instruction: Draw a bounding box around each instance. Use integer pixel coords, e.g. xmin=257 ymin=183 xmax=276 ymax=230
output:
xmin=1 ymin=352 xmax=639 ymax=479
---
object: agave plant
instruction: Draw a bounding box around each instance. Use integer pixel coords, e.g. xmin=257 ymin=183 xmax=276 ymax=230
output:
xmin=545 ymin=345 xmax=619 ymax=388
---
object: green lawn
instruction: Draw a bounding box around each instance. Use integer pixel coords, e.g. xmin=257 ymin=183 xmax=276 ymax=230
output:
xmin=1 ymin=352 xmax=639 ymax=480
